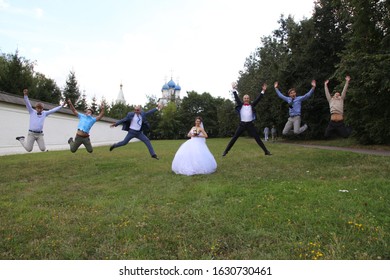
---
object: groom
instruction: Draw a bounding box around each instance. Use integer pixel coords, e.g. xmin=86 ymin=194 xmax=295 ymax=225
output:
xmin=109 ymin=104 xmax=162 ymax=159
xmin=222 ymin=82 xmax=272 ymax=157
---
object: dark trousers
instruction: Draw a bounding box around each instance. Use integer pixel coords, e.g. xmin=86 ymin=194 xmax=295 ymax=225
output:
xmin=113 ymin=129 xmax=156 ymax=156
xmin=224 ymin=121 xmax=269 ymax=154
xmin=69 ymin=135 xmax=93 ymax=153
xmin=325 ymin=120 xmax=352 ymax=138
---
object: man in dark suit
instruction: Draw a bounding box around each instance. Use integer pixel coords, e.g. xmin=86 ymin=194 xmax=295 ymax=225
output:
xmin=109 ymin=104 xmax=162 ymax=159
xmin=222 ymin=82 xmax=271 ymax=157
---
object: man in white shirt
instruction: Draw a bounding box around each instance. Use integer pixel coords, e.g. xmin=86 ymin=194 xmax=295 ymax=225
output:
xmin=222 ymin=82 xmax=272 ymax=157
xmin=109 ymin=104 xmax=162 ymax=159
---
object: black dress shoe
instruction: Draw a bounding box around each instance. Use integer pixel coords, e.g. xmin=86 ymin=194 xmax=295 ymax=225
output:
xmin=265 ymin=151 xmax=272 ymax=156
xmin=16 ymin=136 xmax=25 ymax=141
xmin=222 ymin=151 xmax=227 ymax=157
xmin=152 ymin=154 xmax=159 ymax=160
xmin=109 ymin=145 xmax=115 ymax=151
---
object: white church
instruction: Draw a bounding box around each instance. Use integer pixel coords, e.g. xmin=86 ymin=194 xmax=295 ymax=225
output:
xmin=159 ymin=77 xmax=181 ymax=105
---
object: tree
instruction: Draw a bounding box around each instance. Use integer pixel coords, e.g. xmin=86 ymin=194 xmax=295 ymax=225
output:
xmin=0 ymin=50 xmax=35 ymax=95
xmin=32 ymin=72 xmax=62 ymax=104
xmin=76 ymin=90 xmax=88 ymax=111
xmin=215 ymin=97 xmax=236 ymax=137
xmin=62 ymin=70 xmax=81 ymax=105
xmin=156 ymin=102 xmax=181 ymax=139
xmin=90 ymin=95 xmax=98 ymax=114
xmin=143 ymin=95 xmax=163 ymax=140
xmin=177 ymin=91 xmax=219 ymax=138
xmin=108 ymin=102 xmax=131 ymax=120
xmin=336 ymin=0 xmax=390 ymax=144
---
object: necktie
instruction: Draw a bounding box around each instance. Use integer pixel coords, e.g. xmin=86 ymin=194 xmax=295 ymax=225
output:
xmin=137 ymin=115 xmax=141 ymax=126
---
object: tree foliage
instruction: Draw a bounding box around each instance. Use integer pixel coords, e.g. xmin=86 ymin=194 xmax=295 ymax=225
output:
xmin=62 ymin=70 xmax=81 ymax=106
xmin=0 ymin=50 xmax=62 ymax=104
xmin=1 ymin=0 xmax=389 ymax=144
xmin=236 ymin=0 xmax=390 ymax=144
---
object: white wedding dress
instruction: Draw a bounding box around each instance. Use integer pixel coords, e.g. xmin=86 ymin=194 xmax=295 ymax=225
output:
xmin=172 ymin=131 xmax=217 ymax=176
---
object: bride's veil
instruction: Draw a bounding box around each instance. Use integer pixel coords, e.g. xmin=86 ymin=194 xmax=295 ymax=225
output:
xmin=200 ymin=122 xmax=206 ymax=142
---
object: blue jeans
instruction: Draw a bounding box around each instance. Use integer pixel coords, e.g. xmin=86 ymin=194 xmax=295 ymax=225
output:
xmin=113 ymin=129 xmax=156 ymax=156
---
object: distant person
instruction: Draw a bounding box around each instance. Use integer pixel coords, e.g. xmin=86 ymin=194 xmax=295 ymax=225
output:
xmin=222 ymin=82 xmax=271 ymax=157
xmin=67 ymin=99 xmax=105 ymax=153
xmin=324 ymin=76 xmax=352 ymax=138
xmin=274 ymin=80 xmax=316 ymax=135
xmin=172 ymin=116 xmax=217 ymax=175
xmin=109 ymin=104 xmax=162 ymax=159
xmin=271 ymin=125 xmax=277 ymax=142
xmin=263 ymin=126 xmax=269 ymax=141
xmin=16 ymin=88 xmax=65 ymax=152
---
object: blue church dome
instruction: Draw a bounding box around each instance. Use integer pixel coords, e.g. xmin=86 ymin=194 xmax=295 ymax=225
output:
xmin=167 ymin=79 xmax=176 ymax=88
xmin=175 ymin=84 xmax=181 ymax=90
xmin=161 ymin=83 xmax=169 ymax=91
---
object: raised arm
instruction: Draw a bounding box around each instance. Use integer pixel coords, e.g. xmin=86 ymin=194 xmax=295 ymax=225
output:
xmin=96 ymin=102 xmax=105 ymax=121
xmin=274 ymin=82 xmax=289 ymax=103
xmin=231 ymin=82 xmax=242 ymax=105
xmin=324 ymin=79 xmax=331 ymax=102
xmin=45 ymin=104 xmax=63 ymax=116
xmin=111 ymin=112 xmax=131 ymax=127
xmin=67 ymin=99 xmax=79 ymax=116
xmin=300 ymin=80 xmax=316 ymax=101
xmin=252 ymin=83 xmax=267 ymax=106
xmin=341 ymin=75 xmax=350 ymax=99
xmin=23 ymin=89 xmax=34 ymax=113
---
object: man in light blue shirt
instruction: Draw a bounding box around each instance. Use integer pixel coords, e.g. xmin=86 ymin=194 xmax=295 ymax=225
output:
xmin=274 ymin=80 xmax=316 ymax=135
xmin=67 ymin=99 xmax=105 ymax=153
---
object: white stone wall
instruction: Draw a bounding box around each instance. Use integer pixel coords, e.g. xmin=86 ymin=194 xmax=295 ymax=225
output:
xmin=0 ymin=102 xmax=134 ymax=156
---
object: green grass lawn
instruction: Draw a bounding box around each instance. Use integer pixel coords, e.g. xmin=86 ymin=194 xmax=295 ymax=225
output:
xmin=0 ymin=138 xmax=389 ymax=260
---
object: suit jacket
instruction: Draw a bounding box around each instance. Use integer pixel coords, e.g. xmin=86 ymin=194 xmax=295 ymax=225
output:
xmin=232 ymin=90 xmax=264 ymax=121
xmin=115 ymin=108 xmax=158 ymax=132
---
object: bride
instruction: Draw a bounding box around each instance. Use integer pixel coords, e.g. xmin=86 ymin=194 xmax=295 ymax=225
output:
xmin=172 ymin=116 xmax=217 ymax=176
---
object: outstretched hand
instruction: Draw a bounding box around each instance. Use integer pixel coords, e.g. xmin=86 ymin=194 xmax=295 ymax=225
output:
xmin=231 ymin=82 xmax=238 ymax=89
xmin=311 ymin=80 xmax=316 ymax=88
xmin=274 ymin=81 xmax=279 ymax=88
xmin=262 ymin=83 xmax=267 ymax=92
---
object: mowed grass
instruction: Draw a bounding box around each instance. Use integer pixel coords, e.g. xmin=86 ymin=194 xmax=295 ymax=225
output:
xmin=0 ymin=138 xmax=389 ymax=260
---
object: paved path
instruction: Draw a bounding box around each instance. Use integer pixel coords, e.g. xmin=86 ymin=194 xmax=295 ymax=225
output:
xmin=287 ymin=143 xmax=390 ymax=156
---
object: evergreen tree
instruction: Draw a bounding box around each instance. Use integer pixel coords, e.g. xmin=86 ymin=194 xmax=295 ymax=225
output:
xmin=0 ymin=50 xmax=35 ymax=95
xmin=76 ymin=91 xmax=88 ymax=111
xmin=62 ymin=70 xmax=81 ymax=105
xmin=91 ymin=95 xmax=98 ymax=114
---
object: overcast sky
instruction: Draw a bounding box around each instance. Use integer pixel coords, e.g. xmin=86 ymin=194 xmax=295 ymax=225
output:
xmin=1 ymin=0 xmax=315 ymax=105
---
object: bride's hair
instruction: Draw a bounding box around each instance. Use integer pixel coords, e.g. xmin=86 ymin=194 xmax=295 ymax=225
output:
xmin=195 ymin=116 xmax=204 ymax=128
xmin=195 ymin=116 xmax=203 ymax=122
